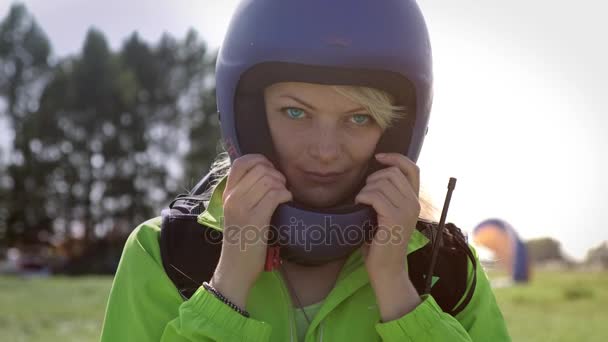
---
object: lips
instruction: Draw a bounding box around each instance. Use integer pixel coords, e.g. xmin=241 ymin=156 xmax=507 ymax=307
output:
xmin=302 ymin=170 xmax=345 ymax=184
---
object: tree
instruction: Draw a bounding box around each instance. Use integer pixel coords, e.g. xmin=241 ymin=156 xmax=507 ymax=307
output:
xmin=526 ymin=237 xmax=564 ymax=264
xmin=0 ymin=3 xmax=51 ymax=117
xmin=181 ymin=42 xmax=221 ymax=188
xmin=0 ymin=3 xmax=52 ymax=246
xmin=122 ymin=29 xmax=220 ymax=194
xmin=0 ymin=4 xmax=221 ymax=274
xmin=585 ymin=241 xmax=608 ymax=268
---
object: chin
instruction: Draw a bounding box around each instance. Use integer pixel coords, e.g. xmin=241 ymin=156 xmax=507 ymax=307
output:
xmin=284 ymin=167 xmax=364 ymax=208
xmin=293 ymin=187 xmax=354 ymax=209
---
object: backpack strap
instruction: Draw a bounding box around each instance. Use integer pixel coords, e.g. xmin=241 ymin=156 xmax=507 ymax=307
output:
xmin=160 ymin=170 xmax=477 ymax=315
xmin=168 ymin=169 xmax=218 ymax=215
xmin=159 ymin=212 xmax=477 ymax=316
xmin=159 ymin=209 xmax=223 ymax=300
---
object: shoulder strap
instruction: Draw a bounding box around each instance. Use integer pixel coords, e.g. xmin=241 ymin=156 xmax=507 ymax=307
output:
xmin=160 ymin=169 xmax=223 ymax=299
xmin=160 ymin=216 xmax=477 ymax=316
xmin=160 ymin=173 xmax=477 ymax=314
xmin=169 ymin=173 xmax=215 ymax=215
xmin=159 ymin=209 xmax=222 ymax=299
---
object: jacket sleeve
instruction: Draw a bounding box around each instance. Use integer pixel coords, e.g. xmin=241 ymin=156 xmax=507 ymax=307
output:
xmin=374 ymin=245 xmax=511 ymax=341
xmin=99 ymin=218 xmax=272 ymax=341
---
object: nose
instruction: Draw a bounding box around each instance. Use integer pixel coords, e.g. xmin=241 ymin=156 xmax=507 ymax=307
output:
xmin=308 ymin=127 xmax=341 ymax=164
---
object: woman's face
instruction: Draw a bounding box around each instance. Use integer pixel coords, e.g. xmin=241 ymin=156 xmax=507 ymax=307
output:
xmin=264 ymin=82 xmax=384 ymax=208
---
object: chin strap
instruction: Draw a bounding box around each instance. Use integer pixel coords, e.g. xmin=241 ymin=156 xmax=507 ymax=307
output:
xmin=265 ymin=245 xmax=282 ymax=272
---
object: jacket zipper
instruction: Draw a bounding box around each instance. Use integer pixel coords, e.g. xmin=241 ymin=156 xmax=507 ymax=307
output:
xmin=318 ymin=321 xmax=324 ymax=342
xmin=273 ymin=271 xmax=296 ymax=342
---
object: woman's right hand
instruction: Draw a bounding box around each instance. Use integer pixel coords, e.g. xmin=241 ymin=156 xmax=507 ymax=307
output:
xmin=210 ymin=154 xmax=292 ymax=308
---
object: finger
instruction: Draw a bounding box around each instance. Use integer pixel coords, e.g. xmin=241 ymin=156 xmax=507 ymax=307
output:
xmin=225 ymin=163 xmax=286 ymax=208
xmin=242 ymin=175 xmax=289 ymax=209
xmin=366 ymin=166 xmax=411 ymax=199
xmin=226 ymin=154 xmax=274 ymax=191
xmin=238 ymin=163 xmax=286 ymax=193
xmin=355 ymin=189 xmax=396 ymax=216
xmin=374 ymin=153 xmax=420 ymax=195
xmin=361 ymin=241 xmax=370 ymax=259
xmin=360 ymin=178 xmax=405 ymax=208
xmin=253 ymin=187 xmax=293 ymax=217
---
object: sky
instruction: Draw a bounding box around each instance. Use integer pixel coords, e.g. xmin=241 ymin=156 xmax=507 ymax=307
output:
xmin=1 ymin=0 xmax=607 ymax=260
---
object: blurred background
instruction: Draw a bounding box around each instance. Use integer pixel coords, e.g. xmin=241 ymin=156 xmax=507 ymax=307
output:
xmin=0 ymin=0 xmax=606 ymax=341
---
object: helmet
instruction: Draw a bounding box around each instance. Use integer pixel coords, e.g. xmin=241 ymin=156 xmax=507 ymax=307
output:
xmin=216 ymin=0 xmax=433 ymax=265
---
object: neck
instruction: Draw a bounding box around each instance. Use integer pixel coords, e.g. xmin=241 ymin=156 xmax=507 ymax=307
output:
xmin=280 ymin=256 xmax=348 ymax=307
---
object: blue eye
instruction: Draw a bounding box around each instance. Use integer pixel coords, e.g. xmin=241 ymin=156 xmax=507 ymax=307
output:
xmin=351 ymin=114 xmax=371 ymax=125
xmin=285 ymin=108 xmax=305 ymax=119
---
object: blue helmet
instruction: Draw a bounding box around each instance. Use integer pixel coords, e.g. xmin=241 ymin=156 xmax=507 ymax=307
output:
xmin=216 ymin=0 xmax=433 ymax=265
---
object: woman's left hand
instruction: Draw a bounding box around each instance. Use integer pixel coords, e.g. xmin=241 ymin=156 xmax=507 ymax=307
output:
xmin=355 ymin=153 xmax=421 ymax=280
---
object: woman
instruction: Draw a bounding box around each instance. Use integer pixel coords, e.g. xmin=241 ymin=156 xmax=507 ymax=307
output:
xmin=101 ymin=0 xmax=510 ymax=341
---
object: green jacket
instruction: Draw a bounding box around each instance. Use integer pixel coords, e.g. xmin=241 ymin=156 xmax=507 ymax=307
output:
xmin=100 ymin=177 xmax=510 ymax=341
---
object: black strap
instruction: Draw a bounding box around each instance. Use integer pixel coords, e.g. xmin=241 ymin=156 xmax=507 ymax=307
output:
xmin=159 ymin=210 xmax=477 ymax=315
xmin=169 ymin=170 xmax=218 ymax=214
xmin=449 ymin=223 xmax=478 ymax=316
xmin=159 ymin=211 xmax=223 ymax=299
xmin=161 ymin=170 xmax=477 ymax=314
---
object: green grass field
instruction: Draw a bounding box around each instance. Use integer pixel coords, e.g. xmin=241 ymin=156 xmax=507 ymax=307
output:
xmin=0 ymin=271 xmax=606 ymax=341
xmin=492 ymin=270 xmax=608 ymax=341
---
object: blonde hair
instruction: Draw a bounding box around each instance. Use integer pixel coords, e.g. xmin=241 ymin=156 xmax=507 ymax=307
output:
xmin=418 ymin=187 xmax=438 ymax=222
xmin=332 ymin=85 xmax=406 ymax=130
xmin=198 ymin=85 xmax=437 ymax=220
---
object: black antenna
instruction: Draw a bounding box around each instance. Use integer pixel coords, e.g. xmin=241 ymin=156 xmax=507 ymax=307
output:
xmin=423 ymin=177 xmax=457 ymax=295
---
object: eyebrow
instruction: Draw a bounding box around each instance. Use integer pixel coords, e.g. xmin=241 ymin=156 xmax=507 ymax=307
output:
xmin=278 ymin=95 xmax=367 ymax=114
xmin=279 ymin=95 xmax=317 ymax=112
xmin=344 ymin=106 xmax=367 ymax=114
